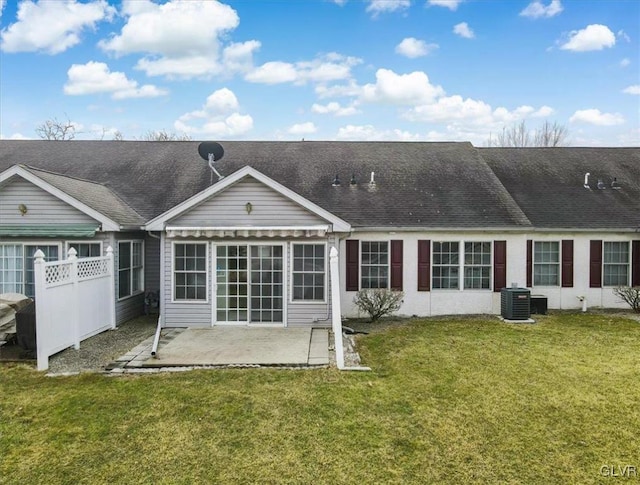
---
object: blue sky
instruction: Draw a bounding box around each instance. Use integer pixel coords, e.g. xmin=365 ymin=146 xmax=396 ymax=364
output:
xmin=0 ymin=0 xmax=638 ymax=145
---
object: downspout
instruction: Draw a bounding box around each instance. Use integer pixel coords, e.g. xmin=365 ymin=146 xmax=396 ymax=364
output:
xmin=151 ymin=315 xmax=162 ymax=357
xmin=329 ymin=247 xmax=370 ymax=371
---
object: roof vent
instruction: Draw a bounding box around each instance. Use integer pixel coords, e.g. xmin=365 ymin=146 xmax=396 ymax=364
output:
xmin=583 ymin=172 xmax=590 ymax=189
xmin=611 ymin=177 xmax=621 ymax=190
xmin=350 ymin=174 xmax=357 ymax=185
xmin=597 ymin=179 xmax=606 ymax=190
xmin=369 ymin=171 xmax=376 ymax=186
xmin=332 ymin=174 xmax=341 ymax=187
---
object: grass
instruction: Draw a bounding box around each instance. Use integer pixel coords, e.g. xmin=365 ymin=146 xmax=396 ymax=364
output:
xmin=1 ymin=313 xmax=639 ymax=484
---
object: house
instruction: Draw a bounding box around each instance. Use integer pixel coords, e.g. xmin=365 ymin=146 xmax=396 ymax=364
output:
xmin=0 ymin=141 xmax=638 ymax=329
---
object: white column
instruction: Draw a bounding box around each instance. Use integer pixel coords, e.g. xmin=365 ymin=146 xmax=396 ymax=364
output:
xmin=330 ymin=246 xmax=344 ymax=369
xmin=67 ymin=247 xmax=80 ymax=350
xmin=33 ymin=249 xmax=48 ymax=371
xmin=106 ymin=246 xmax=116 ymax=329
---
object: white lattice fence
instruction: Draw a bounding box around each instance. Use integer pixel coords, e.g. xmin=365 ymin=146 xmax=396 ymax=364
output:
xmin=34 ymin=247 xmax=116 ymax=371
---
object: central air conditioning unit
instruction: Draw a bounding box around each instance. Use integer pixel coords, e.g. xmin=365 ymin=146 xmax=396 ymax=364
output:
xmin=501 ymin=287 xmax=531 ymax=320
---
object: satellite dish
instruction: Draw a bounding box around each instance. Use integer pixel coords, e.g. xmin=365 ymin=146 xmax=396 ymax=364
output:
xmin=198 ymin=141 xmax=224 ymax=162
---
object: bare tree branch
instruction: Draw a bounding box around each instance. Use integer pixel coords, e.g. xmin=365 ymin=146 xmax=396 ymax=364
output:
xmin=487 ymin=120 xmax=569 ymax=147
xmin=138 ymin=129 xmax=192 ymax=141
xmin=35 ymin=116 xmax=77 ymax=140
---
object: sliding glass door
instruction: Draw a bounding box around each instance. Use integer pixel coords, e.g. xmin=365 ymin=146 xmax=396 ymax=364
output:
xmin=215 ymin=244 xmax=284 ymax=325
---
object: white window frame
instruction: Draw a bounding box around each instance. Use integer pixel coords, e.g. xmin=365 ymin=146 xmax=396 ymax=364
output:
xmin=533 ymin=241 xmax=560 ymax=287
xmin=290 ymin=242 xmax=327 ymax=304
xmin=117 ymin=240 xmax=144 ymax=301
xmin=603 ymin=241 xmax=630 ymax=287
xmin=360 ymin=240 xmax=390 ymax=290
xmin=66 ymin=240 xmax=104 ymax=258
xmin=463 ymin=241 xmax=492 ymax=290
xmin=432 ymin=240 xmax=493 ymax=291
xmin=171 ymin=241 xmax=209 ymax=303
xmin=0 ymin=242 xmax=63 ymax=297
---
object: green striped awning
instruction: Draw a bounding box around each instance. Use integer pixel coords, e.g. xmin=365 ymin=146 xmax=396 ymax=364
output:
xmin=0 ymin=224 xmax=99 ymax=237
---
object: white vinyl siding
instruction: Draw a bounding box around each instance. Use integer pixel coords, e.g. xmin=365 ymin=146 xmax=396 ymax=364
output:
xmin=603 ymin=242 xmax=629 ymax=286
xmin=534 ymin=241 xmax=560 ymax=286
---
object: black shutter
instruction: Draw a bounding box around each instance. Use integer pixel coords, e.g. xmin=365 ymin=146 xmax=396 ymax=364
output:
xmin=417 ymin=240 xmax=430 ymax=291
xmin=346 ymin=240 xmax=359 ymax=291
xmin=632 ymin=240 xmax=640 ymax=287
xmin=493 ymin=240 xmax=507 ymax=292
xmin=390 ymin=240 xmax=403 ymax=291
xmin=561 ymin=240 xmax=574 ymax=288
xmin=590 ymin=240 xmax=602 ymax=288
xmin=526 ymin=240 xmax=532 ymax=287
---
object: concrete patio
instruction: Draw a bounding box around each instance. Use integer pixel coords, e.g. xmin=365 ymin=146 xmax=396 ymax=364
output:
xmin=110 ymin=326 xmax=330 ymax=370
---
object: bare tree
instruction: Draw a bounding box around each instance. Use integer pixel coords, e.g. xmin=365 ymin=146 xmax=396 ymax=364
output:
xmin=487 ymin=120 xmax=569 ymax=147
xmin=138 ymin=129 xmax=192 ymax=141
xmin=112 ymin=130 xmax=124 ymax=141
xmin=533 ymin=120 xmax=568 ymax=147
xmin=35 ymin=116 xmax=77 ymax=140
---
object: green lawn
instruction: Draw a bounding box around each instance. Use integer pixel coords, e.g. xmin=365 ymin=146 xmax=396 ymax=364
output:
xmin=1 ymin=313 xmax=639 ymax=484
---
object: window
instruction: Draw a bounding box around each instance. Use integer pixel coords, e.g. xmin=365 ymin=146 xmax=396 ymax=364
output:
xmin=174 ymin=243 xmax=207 ymax=301
xmin=118 ymin=241 xmax=143 ymax=299
xmin=432 ymin=242 xmax=459 ymax=289
xmin=0 ymin=244 xmax=60 ymax=297
xmin=292 ymin=244 xmax=325 ymax=301
xmin=464 ymin=242 xmax=491 ymax=289
xmin=603 ymin=242 xmax=629 ymax=286
xmin=0 ymin=245 xmax=24 ymax=294
xmin=67 ymin=241 xmax=102 ymax=258
xmin=534 ymin=242 xmax=560 ymax=286
xmin=361 ymin=241 xmax=388 ymax=289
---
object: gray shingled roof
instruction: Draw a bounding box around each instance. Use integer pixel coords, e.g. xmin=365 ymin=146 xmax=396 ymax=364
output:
xmin=481 ymin=148 xmax=640 ymax=230
xmin=0 ymin=141 xmax=637 ymax=230
xmin=0 ymin=140 xmax=530 ymax=228
xmin=22 ymin=166 xmax=145 ymax=227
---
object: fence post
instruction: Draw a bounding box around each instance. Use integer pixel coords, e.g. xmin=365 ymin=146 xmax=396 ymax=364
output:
xmin=330 ymin=246 xmax=345 ymax=369
xmin=67 ymin=247 xmax=81 ymax=350
xmin=106 ymin=246 xmax=116 ymax=329
xmin=33 ymin=249 xmax=48 ymax=371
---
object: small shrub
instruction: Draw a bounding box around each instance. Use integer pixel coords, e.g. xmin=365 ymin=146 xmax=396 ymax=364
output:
xmin=613 ymin=286 xmax=640 ymax=313
xmin=353 ymin=289 xmax=404 ymax=322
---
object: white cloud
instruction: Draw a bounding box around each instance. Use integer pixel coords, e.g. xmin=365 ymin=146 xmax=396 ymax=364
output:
xmin=519 ymin=0 xmax=563 ymax=19
xmin=622 ymin=85 xmax=640 ymax=95
xmin=617 ymin=30 xmax=630 ymax=43
xmin=620 ymin=58 xmax=631 ymax=67
xmin=333 ymin=0 xmax=348 ymax=5
xmin=99 ymin=0 xmax=259 ymax=79
xmin=0 ymin=0 xmax=6 ymax=17
xmin=560 ymin=24 xmax=616 ymax=52
xmin=0 ymin=132 xmax=31 ymax=140
xmin=64 ymin=61 xmax=168 ymax=99
xmin=315 ymin=80 xmax=363 ymax=99
xmin=336 ymin=124 xmax=424 ymax=141
xmin=531 ymin=105 xmax=555 ymax=117
xmin=175 ymin=88 xmax=253 ymax=137
xmin=1 ymin=0 xmax=115 ymax=54
xmin=311 ymin=102 xmax=358 ymax=116
xmin=361 ymin=68 xmax=444 ymax=105
xmin=395 ymin=37 xmax=438 ymax=58
xmin=569 ymin=109 xmax=624 ymax=126
xmin=366 ymin=0 xmax=410 ymax=16
xmin=427 ymin=0 xmax=463 ymax=10
xmin=453 ymin=22 xmax=474 ymax=39
xmin=288 ymin=122 xmax=317 ymax=135
xmin=246 ymin=53 xmax=361 ymax=85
